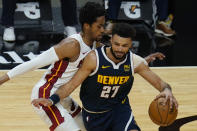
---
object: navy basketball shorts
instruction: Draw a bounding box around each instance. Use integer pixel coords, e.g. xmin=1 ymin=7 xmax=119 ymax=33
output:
xmin=82 ymin=102 xmax=141 ymax=131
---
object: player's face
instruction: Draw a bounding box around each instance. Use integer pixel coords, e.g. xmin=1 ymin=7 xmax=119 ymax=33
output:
xmin=89 ymin=16 xmax=105 ymax=41
xmin=110 ymin=34 xmax=132 ymax=60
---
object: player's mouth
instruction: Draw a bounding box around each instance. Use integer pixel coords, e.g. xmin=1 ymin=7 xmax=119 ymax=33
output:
xmin=115 ymin=52 xmax=124 ymax=57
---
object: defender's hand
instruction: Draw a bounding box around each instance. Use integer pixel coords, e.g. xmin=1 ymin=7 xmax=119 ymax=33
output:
xmin=145 ymin=52 xmax=165 ymax=63
xmin=31 ymin=98 xmax=53 ymax=109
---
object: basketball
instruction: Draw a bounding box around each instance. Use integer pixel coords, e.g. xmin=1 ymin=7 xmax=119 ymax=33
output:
xmin=148 ymin=97 xmax=178 ymax=126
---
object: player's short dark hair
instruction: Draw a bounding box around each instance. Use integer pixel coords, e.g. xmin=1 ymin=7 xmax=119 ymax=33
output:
xmin=112 ymin=23 xmax=136 ymax=39
xmin=79 ymin=2 xmax=105 ymax=29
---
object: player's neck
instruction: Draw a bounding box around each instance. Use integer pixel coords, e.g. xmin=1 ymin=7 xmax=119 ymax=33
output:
xmin=80 ymin=32 xmax=94 ymax=47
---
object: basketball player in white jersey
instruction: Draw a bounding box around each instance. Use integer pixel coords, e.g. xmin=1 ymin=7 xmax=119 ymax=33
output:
xmin=0 ymin=2 xmax=105 ymax=131
xmin=0 ymin=2 xmax=165 ymax=131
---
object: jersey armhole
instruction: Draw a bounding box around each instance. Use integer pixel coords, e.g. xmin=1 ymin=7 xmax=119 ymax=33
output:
xmin=130 ymin=51 xmax=134 ymax=75
xmin=89 ymin=50 xmax=99 ymax=76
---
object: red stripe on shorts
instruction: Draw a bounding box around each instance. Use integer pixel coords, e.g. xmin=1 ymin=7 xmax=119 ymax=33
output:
xmin=38 ymin=59 xmax=69 ymax=130
xmin=42 ymin=105 xmax=64 ymax=131
xmin=39 ymin=60 xmax=68 ymax=99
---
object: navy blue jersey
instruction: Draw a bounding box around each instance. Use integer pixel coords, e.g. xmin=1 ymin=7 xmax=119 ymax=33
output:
xmin=80 ymin=46 xmax=134 ymax=112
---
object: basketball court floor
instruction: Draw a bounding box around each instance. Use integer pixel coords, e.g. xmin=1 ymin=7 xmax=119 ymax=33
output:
xmin=0 ymin=67 xmax=196 ymax=131
xmin=0 ymin=0 xmax=197 ymax=130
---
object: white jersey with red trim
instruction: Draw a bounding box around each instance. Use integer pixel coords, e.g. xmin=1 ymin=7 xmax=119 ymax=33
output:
xmin=31 ymin=33 xmax=95 ymax=131
xmin=31 ymin=33 xmax=96 ymax=99
xmin=46 ymin=35 xmax=96 ymax=88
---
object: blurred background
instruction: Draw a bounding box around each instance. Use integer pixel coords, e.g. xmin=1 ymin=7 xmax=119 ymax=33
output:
xmin=0 ymin=0 xmax=196 ymax=69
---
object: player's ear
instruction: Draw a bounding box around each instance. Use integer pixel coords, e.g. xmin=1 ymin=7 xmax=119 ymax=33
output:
xmin=84 ymin=23 xmax=90 ymax=31
xmin=130 ymin=41 xmax=132 ymax=49
xmin=110 ymin=36 xmax=113 ymax=44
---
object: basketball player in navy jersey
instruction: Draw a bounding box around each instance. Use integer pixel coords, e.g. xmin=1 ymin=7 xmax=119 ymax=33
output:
xmin=32 ymin=23 xmax=178 ymax=131
xmin=0 ymin=2 xmax=164 ymax=130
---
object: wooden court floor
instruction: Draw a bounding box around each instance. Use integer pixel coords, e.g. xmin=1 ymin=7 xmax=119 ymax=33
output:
xmin=0 ymin=67 xmax=197 ymax=131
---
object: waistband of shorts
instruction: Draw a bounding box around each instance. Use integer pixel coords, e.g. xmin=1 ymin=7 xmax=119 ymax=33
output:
xmin=82 ymin=107 xmax=111 ymax=114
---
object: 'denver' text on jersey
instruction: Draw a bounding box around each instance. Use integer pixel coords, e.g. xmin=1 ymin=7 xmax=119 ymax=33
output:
xmin=80 ymin=46 xmax=134 ymax=112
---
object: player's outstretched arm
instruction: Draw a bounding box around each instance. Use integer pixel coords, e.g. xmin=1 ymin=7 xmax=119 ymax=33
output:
xmin=144 ymin=52 xmax=165 ymax=64
xmin=0 ymin=47 xmax=59 ymax=86
xmin=0 ymin=38 xmax=80 ymax=86
xmin=135 ymin=62 xmax=178 ymax=109
xmin=0 ymin=74 xmax=9 ymax=85
xmin=32 ymin=51 xmax=97 ymax=108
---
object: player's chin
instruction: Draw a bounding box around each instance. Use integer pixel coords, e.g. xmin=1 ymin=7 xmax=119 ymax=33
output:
xmin=115 ymin=53 xmax=124 ymax=58
xmin=115 ymin=55 xmax=124 ymax=60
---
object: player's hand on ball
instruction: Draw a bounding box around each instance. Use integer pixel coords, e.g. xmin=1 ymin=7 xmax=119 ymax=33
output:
xmin=31 ymin=98 xmax=53 ymax=109
xmin=155 ymin=88 xmax=178 ymax=110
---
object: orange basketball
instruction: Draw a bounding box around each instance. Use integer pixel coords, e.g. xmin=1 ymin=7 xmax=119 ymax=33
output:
xmin=148 ymin=97 xmax=178 ymax=126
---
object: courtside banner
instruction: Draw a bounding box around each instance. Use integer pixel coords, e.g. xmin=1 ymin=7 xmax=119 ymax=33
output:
xmin=104 ymin=0 xmax=153 ymax=21
xmin=0 ymin=34 xmax=63 ymax=69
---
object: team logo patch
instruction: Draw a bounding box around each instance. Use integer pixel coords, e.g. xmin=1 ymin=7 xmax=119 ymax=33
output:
xmin=124 ymin=65 xmax=130 ymax=72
